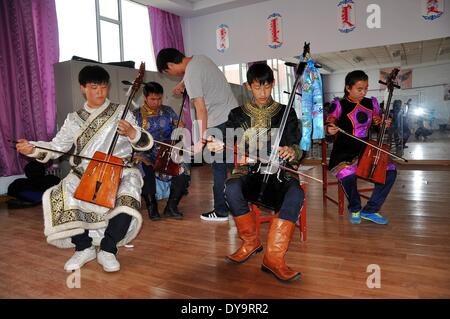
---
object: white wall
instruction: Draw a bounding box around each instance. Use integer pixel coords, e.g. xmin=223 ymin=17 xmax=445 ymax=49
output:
xmin=181 ymin=0 xmax=450 ymax=65
xmin=322 ymin=61 xmax=450 ymax=127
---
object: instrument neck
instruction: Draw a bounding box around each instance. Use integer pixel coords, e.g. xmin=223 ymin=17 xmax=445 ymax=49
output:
xmin=107 ymin=87 xmax=138 ymax=156
xmin=377 ymin=88 xmax=394 ymax=145
xmin=172 ymin=90 xmax=187 ymax=146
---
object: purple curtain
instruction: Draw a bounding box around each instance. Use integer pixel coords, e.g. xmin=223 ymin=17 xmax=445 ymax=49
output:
xmin=148 ymin=6 xmax=192 ymax=137
xmin=148 ymin=6 xmax=185 ymax=55
xmin=0 ymin=0 xmax=59 ymax=176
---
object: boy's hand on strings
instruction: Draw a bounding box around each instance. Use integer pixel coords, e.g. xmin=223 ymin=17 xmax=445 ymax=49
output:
xmin=205 ymin=136 xmax=224 ymax=153
xmin=278 ymin=146 xmax=296 ymax=162
xmin=16 ymin=139 xmax=34 ymax=155
xmin=117 ymin=120 xmax=137 ymax=140
xmin=192 ymin=136 xmax=211 ymax=154
xmin=192 ymin=141 xmax=205 ymax=154
xmin=382 ymin=114 xmax=393 ymax=128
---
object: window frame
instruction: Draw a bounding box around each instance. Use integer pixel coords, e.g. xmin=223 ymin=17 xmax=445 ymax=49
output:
xmin=95 ymin=0 xmax=124 ymax=62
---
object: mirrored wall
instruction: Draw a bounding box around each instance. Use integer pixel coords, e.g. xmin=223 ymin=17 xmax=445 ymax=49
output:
xmin=313 ymin=37 xmax=450 ymax=162
xmin=218 ymin=37 xmax=450 ymax=162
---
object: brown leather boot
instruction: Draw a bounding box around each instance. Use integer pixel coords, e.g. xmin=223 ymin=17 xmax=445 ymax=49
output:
xmin=261 ymin=217 xmax=301 ymax=282
xmin=226 ymin=211 xmax=263 ymax=263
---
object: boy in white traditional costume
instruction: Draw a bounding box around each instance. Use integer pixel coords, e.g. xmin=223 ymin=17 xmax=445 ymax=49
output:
xmin=16 ymin=65 xmax=153 ymax=272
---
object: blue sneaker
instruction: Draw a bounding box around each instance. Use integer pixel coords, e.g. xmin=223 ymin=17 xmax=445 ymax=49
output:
xmin=360 ymin=212 xmax=389 ymax=225
xmin=349 ymin=211 xmax=361 ymax=224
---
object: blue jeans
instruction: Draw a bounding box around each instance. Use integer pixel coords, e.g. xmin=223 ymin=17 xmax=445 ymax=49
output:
xmin=339 ymin=170 xmax=397 ymax=214
xmin=210 ymin=122 xmax=234 ymax=214
xmin=224 ymin=176 xmax=304 ymax=224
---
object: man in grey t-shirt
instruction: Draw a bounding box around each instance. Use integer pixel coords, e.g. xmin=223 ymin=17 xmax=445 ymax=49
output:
xmin=156 ymin=48 xmax=238 ymax=221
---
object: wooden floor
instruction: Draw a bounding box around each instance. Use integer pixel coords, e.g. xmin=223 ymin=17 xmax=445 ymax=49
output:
xmin=403 ymin=130 xmax=450 ymax=160
xmin=1 ymin=165 xmax=450 ymax=298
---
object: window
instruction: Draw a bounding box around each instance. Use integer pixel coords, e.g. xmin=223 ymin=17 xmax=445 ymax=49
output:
xmin=99 ymin=0 xmax=119 ymax=20
xmin=99 ymin=20 xmax=121 ymax=63
xmin=97 ymin=0 xmax=122 ymax=63
xmin=240 ymin=64 xmax=248 ymax=84
xmin=267 ymin=59 xmax=297 ymax=106
xmin=122 ymin=0 xmax=156 ymax=71
xmin=56 ymin=0 xmax=98 ymax=62
xmin=223 ymin=64 xmax=240 ymax=85
xmin=56 ymin=0 xmax=156 ymax=71
xmin=219 ymin=60 xmax=300 ymax=109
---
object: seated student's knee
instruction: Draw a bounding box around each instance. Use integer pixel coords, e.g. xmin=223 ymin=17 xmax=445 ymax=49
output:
xmin=386 ymin=170 xmax=397 ymax=183
xmin=108 ymin=213 xmax=132 ymax=227
xmin=285 ymin=181 xmax=304 ymax=207
xmin=224 ymin=178 xmax=242 ymax=198
xmin=340 ymin=173 xmax=357 ymax=183
xmin=291 ymin=181 xmax=304 ymax=198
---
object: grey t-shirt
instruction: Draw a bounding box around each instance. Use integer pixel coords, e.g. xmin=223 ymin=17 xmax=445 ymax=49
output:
xmin=183 ymin=55 xmax=239 ymax=128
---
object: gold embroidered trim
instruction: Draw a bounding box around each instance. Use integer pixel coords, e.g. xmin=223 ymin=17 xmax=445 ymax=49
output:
xmin=50 ymin=184 xmax=104 ymax=226
xmin=73 ymin=103 xmax=119 ymax=165
xmin=116 ymin=195 xmax=140 ymax=210
xmin=76 ymin=109 xmax=90 ymax=122
xmin=241 ymin=100 xmax=282 ymax=129
xmin=140 ymin=103 xmax=162 ymax=129
xmin=36 ymin=152 xmax=47 ymax=161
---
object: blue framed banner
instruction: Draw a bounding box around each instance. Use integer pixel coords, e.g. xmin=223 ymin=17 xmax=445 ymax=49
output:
xmin=338 ymin=0 xmax=356 ymax=33
xmin=267 ymin=13 xmax=283 ymax=49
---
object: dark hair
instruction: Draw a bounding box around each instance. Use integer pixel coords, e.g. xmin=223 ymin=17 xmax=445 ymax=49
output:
xmin=78 ymin=65 xmax=110 ymax=86
xmin=246 ymin=63 xmax=274 ymax=85
xmin=156 ymin=48 xmax=185 ymax=73
xmin=143 ymin=81 xmax=164 ymax=96
xmin=344 ymin=70 xmax=368 ymax=96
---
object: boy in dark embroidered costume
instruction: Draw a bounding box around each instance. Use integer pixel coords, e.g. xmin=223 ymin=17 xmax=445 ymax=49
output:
xmin=133 ymin=81 xmax=190 ymax=220
xmin=16 ymin=65 xmax=153 ymax=272
xmin=207 ymin=63 xmax=304 ymax=282
xmin=326 ymin=70 xmax=396 ymax=225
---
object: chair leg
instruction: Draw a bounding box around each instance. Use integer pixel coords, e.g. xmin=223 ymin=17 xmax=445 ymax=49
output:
xmin=299 ymin=184 xmax=307 ymax=241
xmin=338 ymin=183 xmax=345 ymax=216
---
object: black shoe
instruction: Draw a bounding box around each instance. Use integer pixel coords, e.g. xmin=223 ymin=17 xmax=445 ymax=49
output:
xmin=163 ymin=205 xmax=183 ymax=219
xmin=162 ymin=175 xmax=188 ymax=220
xmin=143 ymin=194 xmax=160 ymax=221
xmin=149 ymin=208 xmax=161 ymax=221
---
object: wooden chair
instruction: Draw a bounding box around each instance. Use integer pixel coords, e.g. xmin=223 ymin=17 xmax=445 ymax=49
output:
xmin=249 ymin=183 xmax=307 ymax=241
xmin=321 ymin=139 xmax=373 ymax=216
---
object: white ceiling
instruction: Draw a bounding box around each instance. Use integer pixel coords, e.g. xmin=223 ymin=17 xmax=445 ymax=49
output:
xmin=311 ymin=37 xmax=450 ymax=73
xmin=133 ymin=0 xmax=270 ymax=17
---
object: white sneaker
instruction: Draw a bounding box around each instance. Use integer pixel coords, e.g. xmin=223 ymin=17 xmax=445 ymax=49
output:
xmin=64 ymin=246 xmax=96 ymax=272
xmin=97 ymin=250 xmax=120 ymax=272
xmin=200 ymin=210 xmax=229 ymax=222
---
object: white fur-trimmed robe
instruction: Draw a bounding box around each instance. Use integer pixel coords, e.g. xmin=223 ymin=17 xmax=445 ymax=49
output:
xmin=29 ymin=99 xmax=152 ymax=248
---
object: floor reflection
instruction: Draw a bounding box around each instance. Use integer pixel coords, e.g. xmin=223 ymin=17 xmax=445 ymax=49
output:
xmin=403 ymin=130 xmax=450 ymax=160
xmin=309 ymin=130 xmax=450 ymax=161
